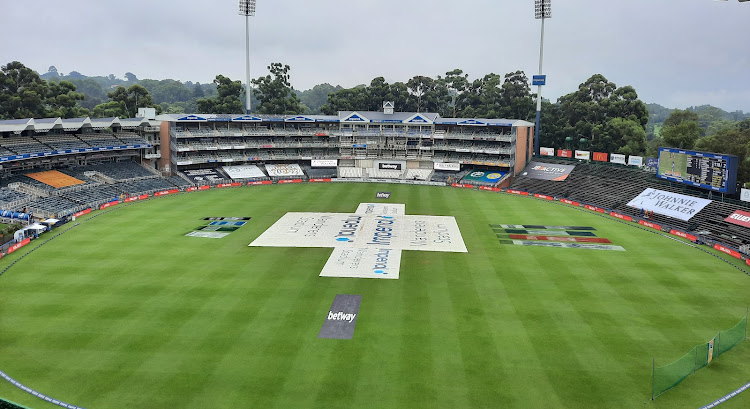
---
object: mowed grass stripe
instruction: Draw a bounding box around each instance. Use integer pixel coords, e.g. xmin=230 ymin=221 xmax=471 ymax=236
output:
xmin=1 ymin=184 xmax=749 ymax=409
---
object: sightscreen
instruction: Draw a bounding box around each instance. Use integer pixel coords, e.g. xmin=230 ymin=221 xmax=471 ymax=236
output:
xmin=657 ymin=147 xmax=738 ymax=194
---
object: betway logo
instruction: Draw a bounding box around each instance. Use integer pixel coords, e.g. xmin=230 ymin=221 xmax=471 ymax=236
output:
xmin=327 ymin=311 xmax=357 ymax=323
xmin=380 ymin=164 xmax=399 ymax=170
xmin=376 ymin=192 xmax=391 ymax=199
xmin=367 ymin=216 xmax=395 ymax=246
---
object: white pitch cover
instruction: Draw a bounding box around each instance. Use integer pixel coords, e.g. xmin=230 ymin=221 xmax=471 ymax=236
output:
xmin=249 ymin=212 xmax=467 ymax=252
xmin=354 ymin=203 xmax=406 ymax=216
xmin=249 ymin=203 xmax=467 ymax=280
xmin=222 ymin=165 xmax=266 ymax=179
xmin=626 ymin=188 xmax=711 ymax=221
xmin=320 ymin=247 xmax=402 ymax=279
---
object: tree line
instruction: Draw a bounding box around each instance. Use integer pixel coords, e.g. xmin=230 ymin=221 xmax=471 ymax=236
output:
xmin=3 ymin=60 xmax=750 ymax=183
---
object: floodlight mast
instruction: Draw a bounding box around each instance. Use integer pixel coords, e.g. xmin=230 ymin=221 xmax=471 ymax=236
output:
xmin=239 ymin=0 xmax=256 ymax=114
xmin=533 ymin=0 xmax=550 ymax=156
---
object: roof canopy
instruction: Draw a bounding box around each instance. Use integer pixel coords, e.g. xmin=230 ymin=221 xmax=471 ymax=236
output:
xmin=0 ymin=117 xmax=157 ymax=134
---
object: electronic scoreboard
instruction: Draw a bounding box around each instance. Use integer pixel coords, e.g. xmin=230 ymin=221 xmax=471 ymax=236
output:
xmin=657 ymin=147 xmax=738 ymax=194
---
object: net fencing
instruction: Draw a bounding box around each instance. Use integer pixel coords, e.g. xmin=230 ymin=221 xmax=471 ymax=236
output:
xmin=717 ymin=316 xmax=747 ymax=357
xmin=653 ymin=315 xmax=747 ymax=399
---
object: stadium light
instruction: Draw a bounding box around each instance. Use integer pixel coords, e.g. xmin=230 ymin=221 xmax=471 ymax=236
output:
xmin=533 ymin=0 xmax=550 ymax=156
xmin=239 ymin=0 xmax=257 ymax=114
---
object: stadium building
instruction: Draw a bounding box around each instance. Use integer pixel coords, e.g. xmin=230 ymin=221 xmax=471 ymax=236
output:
xmin=157 ymin=103 xmax=534 ymax=185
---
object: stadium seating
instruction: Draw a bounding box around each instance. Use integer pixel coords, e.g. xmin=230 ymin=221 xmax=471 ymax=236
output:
xmin=338 ymin=167 xmax=363 ymax=178
xmin=510 ymin=157 xmax=750 ymax=249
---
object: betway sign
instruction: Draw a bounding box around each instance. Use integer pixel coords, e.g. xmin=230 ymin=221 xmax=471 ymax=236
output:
xmin=626 ymin=188 xmax=711 ymax=221
xmin=725 ymin=210 xmax=750 ymax=228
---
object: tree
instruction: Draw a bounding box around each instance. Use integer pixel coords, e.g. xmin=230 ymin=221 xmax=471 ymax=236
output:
xmin=124 ymin=72 xmax=138 ymax=82
xmin=45 ymin=80 xmax=87 ymax=118
xmin=251 ymin=63 xmax=304 ymax=115
xmin=192 ymin=83 xmax=205 ymax=99
xmin=441 ymin=69 xmax=469 ymax=117
xmin=297 ymin=83 xmax=342 ymax=114
xmin=498 ymin=70 xmax=534 ymax=121
xmin=69 ymin=78 xmax=108 ymax=110
xmin=197 ymin=75 xmax=244 ymax=114
xmin=105 ymin=84 xmax=160 ymax=118
xmin=47 ymin=66 xmax=59 ymax=77
xmin=605 ymin=118 xmax=647 ymax=155
xmin=661 ymin=109 xmax=701 ymax=149
xmin=695 ymin=127 xmax=750 ymax=185
xmin=92 ymin=100 xmax=127 ymax=118
xmin=0 ymin=61 xmax=48 ymax=119
xmin=406 ymin=75 xmax=436 ymax=113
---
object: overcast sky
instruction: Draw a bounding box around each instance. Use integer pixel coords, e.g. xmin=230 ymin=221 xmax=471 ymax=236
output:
xmin=1 ymin=0 xmax=749 ymax=112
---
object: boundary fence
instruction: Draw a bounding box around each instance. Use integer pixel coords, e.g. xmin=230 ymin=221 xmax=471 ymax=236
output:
xmin=652 ymin=314 xmax=748 ymax=399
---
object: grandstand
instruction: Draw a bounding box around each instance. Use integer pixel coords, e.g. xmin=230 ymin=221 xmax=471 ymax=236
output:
xmin=510 ymin=156 xmax=750 ymax=249
xmin=158 ymin=106 xmax=534 ymax=185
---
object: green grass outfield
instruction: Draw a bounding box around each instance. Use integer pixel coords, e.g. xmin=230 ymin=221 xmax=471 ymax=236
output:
xmin=1 ymin=183 xmax=749 ymax=409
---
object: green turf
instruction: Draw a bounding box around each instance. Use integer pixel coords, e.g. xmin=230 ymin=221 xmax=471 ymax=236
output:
xmin=657 ymin=151 xmax=688 ymax=179
xmin=1 ymin=184 xmax=749 ymax=409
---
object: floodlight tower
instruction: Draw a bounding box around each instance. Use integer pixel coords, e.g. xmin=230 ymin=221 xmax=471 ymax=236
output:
xmin=239 ymin=0 xmax=256 ymax=114
xmin=533 ymin=0 xmax=550 ymax=156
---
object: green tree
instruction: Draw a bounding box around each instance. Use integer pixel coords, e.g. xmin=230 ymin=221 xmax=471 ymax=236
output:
xmin=192 ymin=83 xmax=205 ymax=99
xmin=695 ymin=127 xmax=750 ymax=185
xmin=498 ymin=70 xmax=534 ymax=121
xmin=124 ymin=72 xmax=138 ymax=82
xmin=0 ymin=61 xmax=48 ymax=119
xmin=92 ymin=100 xmax=127 ymax=118
xmin=45 ymin=80 xmax=87 ymax=118
xmin=661 ymin=109 xmax=701 ymax=149
xmin=197 ymin=75 xmax=244 ymax=114
xmin=251 ymin=64 xmax=304 ymax=114
xmin=297 ymin=83 xmax=343 ymax=114
xmin=69 ymin=78 xmax=108 ymax=110
xmin=440 ymin=69 xmax=470 ymax=117
xmin=105 ymin=84 xmax=161 ymax=118
xmin=605 ymin=118 xmax=647 ymax=155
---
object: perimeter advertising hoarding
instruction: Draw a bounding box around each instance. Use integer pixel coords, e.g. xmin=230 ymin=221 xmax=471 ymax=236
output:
xmin=521 ymin=162 xmax=576 ymax=181
xmin=575 ymin=150 xmax=591 ymax=160
xmin=628 ymin=156 xmax=643 ymax=166
xmin=222 ymin=165 xmax=266 ymax=179
xmin=433 ymin=162 xmax=460 ymax=171
xmin=184 ymin=168 xmax=226 ymax=183
xmin=557 ymin=149 xmax=572 ymax=158
xmin=265 ymin=164 xmax=305 ymax=177
xmin=626 ymin=188 xmax=711 ymax=221
xmin=725 ymin=210 xmax=750 ymax=228
xmin=311 ymin=159 xmax=338 ymax=167
xmin=742 ymin=188 xmax=750 ymax=203
xmin=463 ymin=170 xmax=507 ymax=184
xmin=657 ymin=147 xmax=738 ymax=194
xmin=540 ymin=147 xmax=555 ymax=156
xmin=610 ymin=154 xmax=626 ymax=165
xmin=593 ymin=152 xmax=608 ymax=162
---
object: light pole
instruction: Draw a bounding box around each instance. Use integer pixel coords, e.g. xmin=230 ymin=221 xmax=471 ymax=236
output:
xmin=533 ymin=0 xmax=550 ymax=156
xmin=239 ymin=0 xmax=256 ymax=114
